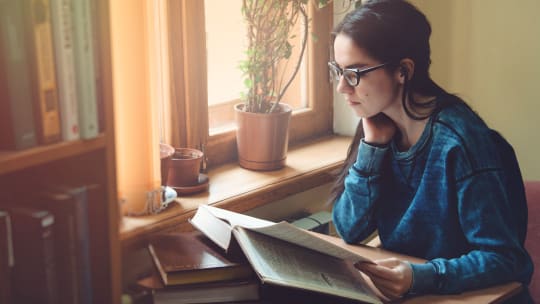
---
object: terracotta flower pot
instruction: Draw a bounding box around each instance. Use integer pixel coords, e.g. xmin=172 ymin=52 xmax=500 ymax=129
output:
xmin=234 ymin=103 xmax=292 ymax=171
xmin=167 ymin=148 xmax=203 ymax=187
xmin=160 ymin=143 xmax=175 ymax=186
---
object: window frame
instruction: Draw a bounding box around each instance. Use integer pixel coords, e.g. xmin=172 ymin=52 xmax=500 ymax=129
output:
xmin=167 ymin=1 xmax=334 ymax=168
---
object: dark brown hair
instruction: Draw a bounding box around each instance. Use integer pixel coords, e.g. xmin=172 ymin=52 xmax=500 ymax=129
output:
xmin=328 ymin=0 xmax=450 ymax=205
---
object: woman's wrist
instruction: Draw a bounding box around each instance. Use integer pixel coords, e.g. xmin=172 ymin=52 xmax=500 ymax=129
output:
xmin=352 ymin=139 xmax=389 ymax=175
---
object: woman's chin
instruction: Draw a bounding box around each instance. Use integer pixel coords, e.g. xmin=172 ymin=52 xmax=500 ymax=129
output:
xmin=352 ymin=108 xmax=370 ymax=118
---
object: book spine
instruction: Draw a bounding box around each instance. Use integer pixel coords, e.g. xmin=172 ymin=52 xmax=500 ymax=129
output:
xmin=10 ymin=207 xmax=58 ymax=304
xmin=0 ymin=211 xmax=14 ymax=304
xmin=85 ymin=184 xmax=108 ymax=304
xmin=0 ymin=0 xmax=38 ymax=150
xmin=27 ymin=185 xmax=94 ymax=304
xmin=72 ymin=0 xmax=98 ymax=139
xmin=26 ymin=0 xmax=62 ymax=145
xmin=51 ymin=0 xmax=80 ymax=141
xmin=63 ymin=186 xmax=93 ymax=304
xmin=90 ymin=0 xmax=105 ymax=133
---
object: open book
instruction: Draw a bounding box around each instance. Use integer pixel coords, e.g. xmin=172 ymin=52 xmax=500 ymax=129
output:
xmin=189 ymin=205 xmax=382 ymax=304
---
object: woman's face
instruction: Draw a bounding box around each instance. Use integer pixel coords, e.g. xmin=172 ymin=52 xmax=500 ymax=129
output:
xmin=333 ymin=33 xmax=402 ymax=118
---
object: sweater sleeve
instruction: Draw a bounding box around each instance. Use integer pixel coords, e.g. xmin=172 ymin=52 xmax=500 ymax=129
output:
xmin=332 ymin=139 xmax=389 ymax=244
xmin=408 ymin=170 xmax=533 ymax=294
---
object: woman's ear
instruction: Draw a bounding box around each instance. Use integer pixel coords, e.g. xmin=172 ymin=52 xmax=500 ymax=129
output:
xmin=397 ymin=59 xmax=415 ymax=84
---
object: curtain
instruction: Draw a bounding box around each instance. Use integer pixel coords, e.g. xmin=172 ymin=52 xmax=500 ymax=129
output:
xmin=110 ymin=0 xmax=167 ymax=215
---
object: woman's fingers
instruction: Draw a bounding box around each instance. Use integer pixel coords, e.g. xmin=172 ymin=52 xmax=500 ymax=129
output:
xmin=362 ymin=113 xmax=396 ymax=145
xmin=355 ymin=258 xmax=413 ymax=300
xmin=356 ymin=261 xmax=398 ymax=280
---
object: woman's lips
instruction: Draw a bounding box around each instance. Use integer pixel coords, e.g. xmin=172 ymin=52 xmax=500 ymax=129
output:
xmin=347 ymin=100 xmax=361 ymax=106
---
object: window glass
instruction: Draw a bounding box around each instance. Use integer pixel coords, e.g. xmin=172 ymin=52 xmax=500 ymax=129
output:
xmin=205 ymin=0 xmax=245 ymax=131
xmin=204 ymin=0 xmax=308 ymax=134
xmin=168 ymin=2 xmax=333 ymax=167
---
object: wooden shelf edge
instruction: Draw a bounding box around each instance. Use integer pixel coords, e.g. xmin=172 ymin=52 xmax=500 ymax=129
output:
xmin=120 ymin=135 xmax=351 ymax=248
xmin=0 ymin=134 xmax=107 ymax=175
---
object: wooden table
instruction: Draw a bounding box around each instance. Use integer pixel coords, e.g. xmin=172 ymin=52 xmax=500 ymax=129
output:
xmin=315 ymin=233 xmax=522 ymax=304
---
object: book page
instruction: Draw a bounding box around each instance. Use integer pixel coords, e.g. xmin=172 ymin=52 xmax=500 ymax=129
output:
xmin=189 ymin=206 xmax=234 ymax=250
xmin=251 ymin=221 xmax=372 ymax=263
xmin=202 ymin=205 xmax=275 ymax=228
xmin=198 ymin=205 xmax=372 ymax=263
xmin=233 ymin=227 xmax=381 ymax=304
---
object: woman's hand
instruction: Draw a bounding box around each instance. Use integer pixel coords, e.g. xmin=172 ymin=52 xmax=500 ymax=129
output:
xmin=362 ymin=113 xmax=396 ymax=146
xmin=355 ymin=258 xmax=413 ymax=301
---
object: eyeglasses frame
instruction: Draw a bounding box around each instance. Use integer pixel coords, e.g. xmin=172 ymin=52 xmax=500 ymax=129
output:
xmin=328 ymin=61 xmax=392 ymax=87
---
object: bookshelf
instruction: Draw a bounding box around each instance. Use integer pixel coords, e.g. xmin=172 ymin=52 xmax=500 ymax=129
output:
xmin=0 ymin=135 xmax=107 ymax=175
xmin=0 ymin=0 xmax=121 ymax=303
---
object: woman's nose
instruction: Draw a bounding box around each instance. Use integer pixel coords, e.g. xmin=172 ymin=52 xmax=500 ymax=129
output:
xmin=336 ymin=76 xmax=354 ymax=95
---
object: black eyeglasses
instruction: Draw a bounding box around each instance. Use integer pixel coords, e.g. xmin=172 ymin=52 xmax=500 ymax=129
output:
xmin=328 ymin=61 xmax=391 ymax=87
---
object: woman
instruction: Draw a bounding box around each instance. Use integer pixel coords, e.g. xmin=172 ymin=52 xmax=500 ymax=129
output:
xmin=329 ymin=0 xmax=533 ymax=301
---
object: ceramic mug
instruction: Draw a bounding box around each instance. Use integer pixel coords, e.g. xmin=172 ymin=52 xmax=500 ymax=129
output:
xmin=167 ymin=148 xmax=203 ymax=187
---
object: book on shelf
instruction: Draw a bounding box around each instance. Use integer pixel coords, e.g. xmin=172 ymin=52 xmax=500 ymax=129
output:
xmin=137 ymin=273 xmax=260 ymax=304
xmin=9 ymin=207 xmax=59 ymax=304
xmin=24 ymin=0 xmax=63 ymax=145
xmin=0 ymin=0 xmax=38 ymax=150
xmin=189 ymin=205 xmax=382 ymax=304
xmin=0 ymin=210 xmax=15 ymax=304
xmin=51 ymin=0 xmax=80 ymax=141
xmin=28 ymin=185 xmax=94 ymax=304
xmin=72 ymin=0 xmax=99 ymax=139
xmin=83 ymin=183 xmax=109 ymax=304
xmin=148 ymin=231 xmax=254 ymax=286
xmin=90 ymin=0 xmax=105 ymax=133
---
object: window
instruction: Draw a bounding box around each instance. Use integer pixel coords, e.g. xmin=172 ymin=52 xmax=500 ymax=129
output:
xmin=166 ymin=1 xmax=334 ymax=168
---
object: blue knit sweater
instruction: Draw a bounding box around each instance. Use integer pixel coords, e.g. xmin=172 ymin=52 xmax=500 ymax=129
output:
xmin=332 ymin=97 xmax=533 ymax=296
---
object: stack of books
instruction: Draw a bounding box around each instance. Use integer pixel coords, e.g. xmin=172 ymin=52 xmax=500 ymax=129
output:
xmin=139 ymin=206 xmax=382 ymax=304
xmin=139 ymin=231 xmax=259 ymax=304
xmin=189 ymin=205 xmax=382 ymax=304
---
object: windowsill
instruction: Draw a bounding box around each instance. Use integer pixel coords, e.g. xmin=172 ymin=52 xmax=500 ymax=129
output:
xmin=120 ymin=135 xmax=351 ymax=248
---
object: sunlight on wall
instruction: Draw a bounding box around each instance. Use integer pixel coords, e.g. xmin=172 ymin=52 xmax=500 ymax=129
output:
xmin=413 ymin=0 xmax=540 ymax=179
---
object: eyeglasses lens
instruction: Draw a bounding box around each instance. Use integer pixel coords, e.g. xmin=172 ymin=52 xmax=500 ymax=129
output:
xmin=329 ymin=63 xmax=358 ymax=87
xmin=342 ymin=70 xmax=358 ymax=86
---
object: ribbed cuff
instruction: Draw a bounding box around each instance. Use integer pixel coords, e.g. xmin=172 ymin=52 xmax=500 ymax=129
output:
xmin=353 ymin=139 xmax=389 ymax=175
xmin=408 ymin=262 xmax=438 ymax=295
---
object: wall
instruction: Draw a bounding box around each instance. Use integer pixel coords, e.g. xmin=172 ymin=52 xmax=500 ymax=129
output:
xmin=413 ymin=0 xmax=540 ymax=180
xmin=333 ymin=0 xmax=540 ymax=180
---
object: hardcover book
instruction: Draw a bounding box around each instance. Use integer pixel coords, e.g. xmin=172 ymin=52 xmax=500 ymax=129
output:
xmin=24 ymin=0 xmax=62 ymax=145
xmin=10 ymin=207 xmax=58 ymax=304
xmin=148 ymin=231 xmax=254 ymax=286
xmin=0 ymin=0 xmax=38 ymax=150
xmin=32 ymin=185 xmax=93 ymax=304
xmin=72 ymin=0 xmax=99 ymax=139
xmin=51 ymin=0 xmax=80 ymax=141
xmin=0 ymin=210 xmax=14 ymax=304
xmin=137 ymin=273 xmax=260 ymax=304
xmin=189 ymin=205 xmax=382 ymax=304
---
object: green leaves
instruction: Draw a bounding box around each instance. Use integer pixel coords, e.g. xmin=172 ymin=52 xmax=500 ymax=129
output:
xmin=240 ymin=0 xmax=312 ymax=113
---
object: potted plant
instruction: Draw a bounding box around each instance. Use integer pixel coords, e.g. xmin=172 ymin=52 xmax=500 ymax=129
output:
xmin=236 ymin=0 xmax=330 ymax=171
